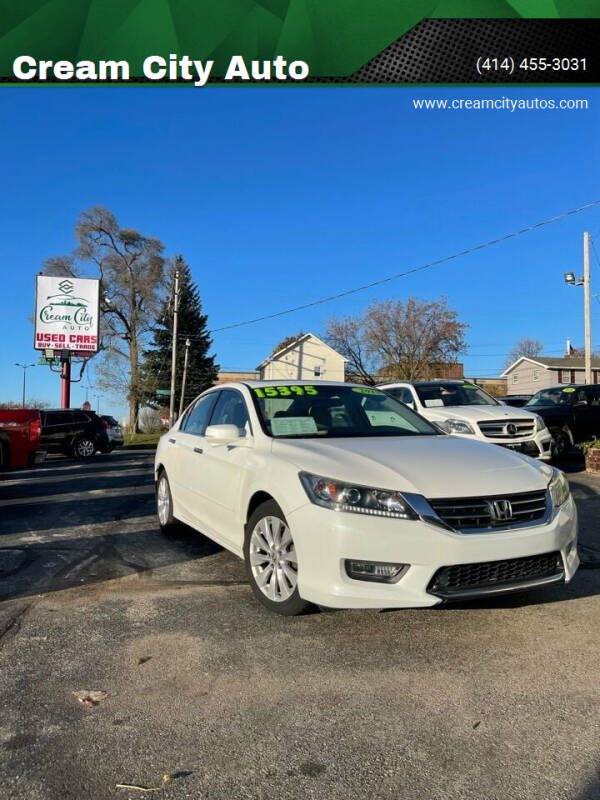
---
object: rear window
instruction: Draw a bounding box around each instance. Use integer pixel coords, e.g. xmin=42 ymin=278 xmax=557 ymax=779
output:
xmin=45 ymin=412 xmax=73 ymax=425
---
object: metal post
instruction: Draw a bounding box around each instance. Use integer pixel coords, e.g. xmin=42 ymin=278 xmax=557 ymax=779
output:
xmin=15 ymin=363 xmax=35 ymax=408
xmin=179 ymin=338 xmax=191 ymax=418
xmin=60 ymin=359 xmax=71 ymax=408
xmin=583 ymin=231 xmax=592 ymax=384
xmin=168 ymin=269 xmax=180 ymax=427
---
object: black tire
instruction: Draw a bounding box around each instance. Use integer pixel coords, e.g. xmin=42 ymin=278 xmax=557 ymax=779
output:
xmin=156 ymin=470 xmax=181 ymax=535
xmin=72 ymin=435 xmax=96 ymax=460
xmin=550 ymin=427 xmax=570 ymax=463
xmin=244 ymin=499 xmax=312 ymax=617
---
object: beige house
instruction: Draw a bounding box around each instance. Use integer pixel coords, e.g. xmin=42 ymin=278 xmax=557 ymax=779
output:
xmin=257 ymin=333 xmax=346 ymax=381
xmin=215 ymin=371 xmax=259 ymax=385
xmin=501 ymin=356 xmax=600 ymax=395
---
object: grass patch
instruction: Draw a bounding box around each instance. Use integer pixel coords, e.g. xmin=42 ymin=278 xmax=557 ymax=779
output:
xmin=123 ymin=431 xmax=162 ymax=449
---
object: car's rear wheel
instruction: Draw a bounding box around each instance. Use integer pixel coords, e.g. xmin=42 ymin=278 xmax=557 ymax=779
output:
xmin=244 ymin=500 xmax=311 ymax=616
xmin=156 ymin=471 xmax=180 ymax=535
xmin=72 ymin=435 xmax=96 ymax=460
xmin=550 ymin=427 xmax=570 ymax=462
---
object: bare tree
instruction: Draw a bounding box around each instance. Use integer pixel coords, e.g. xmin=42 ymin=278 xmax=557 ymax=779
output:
xmin=270 ymin=332 xmax=305 ymax=356
xmin=505 ymin=337 xmax=544 ymax=368
xmin=326 ymin=297 xmax=467 ymax=383
xmin=325 ymin=315 xmax=377 ymax=384
xmin=44 ymin=207 xmax=168 ymax=431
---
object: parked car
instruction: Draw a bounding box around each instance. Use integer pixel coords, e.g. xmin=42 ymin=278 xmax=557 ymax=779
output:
xmin=100 ymin=415 xmax=124 ymax=451
xmin=378 ymin=380 xmax=552 ymax=461
xmin=524 ymin=384 xmax=600 ymax=459
xmin=40 ymin=409 xmax=112 ymax=460
xmin=497 ymin=395 xmax=532 ymax=408
xmin=154 ymin=381 xmax=578 ymax=616
xmin=0 ymin=409 xmax=44 ymax=469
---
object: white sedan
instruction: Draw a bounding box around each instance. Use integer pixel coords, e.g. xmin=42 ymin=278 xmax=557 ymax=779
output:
xmin=155 ymin=381 xmax=579 ymax=615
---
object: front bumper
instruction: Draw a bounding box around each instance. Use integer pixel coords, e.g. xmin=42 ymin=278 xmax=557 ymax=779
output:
xmin=455 ymin=429 xmax=553 ymax=461
xmin=287 ymin=494 xmax=578 ymax=609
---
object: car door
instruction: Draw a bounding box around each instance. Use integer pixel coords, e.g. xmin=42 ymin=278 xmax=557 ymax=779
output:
xmin=580 ymin=387 xmax=600 ymax=438
xmin=571 ymin=388 xmax=597 ymax=441
xmin=195 ymin=389 xmax=253 ymax=549
xmin=171 ymin=392 xmax=219 ymax=525
xmin=42 ymin=411 xmax=73 ymax=452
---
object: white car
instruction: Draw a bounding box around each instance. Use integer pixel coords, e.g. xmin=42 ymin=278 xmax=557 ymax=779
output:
xmin=154 ymin=381 xmax=578 ymax=616
xmin=378 ymin=380 xmax=553 ymax=461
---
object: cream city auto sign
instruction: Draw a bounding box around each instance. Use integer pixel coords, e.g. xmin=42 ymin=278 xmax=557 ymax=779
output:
xmin=34 ymin=276 xmax=100 ymax=353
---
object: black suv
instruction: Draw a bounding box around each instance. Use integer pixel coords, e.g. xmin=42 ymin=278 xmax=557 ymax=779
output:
xmin=40 ymin=409 xmax=112 ymax=460
xmin=525 ymin=384 xmax=600 ymax=458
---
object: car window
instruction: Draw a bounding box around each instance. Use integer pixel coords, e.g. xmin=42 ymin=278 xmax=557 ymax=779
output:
xmin=385 ymin=387 xmax=414 ymax=406
xmin=526 ymin=387 xmax=577 ymax=407
xmin=181 ymin=393 xmax=218 ymax=436
xmin=414 ymin=382 xmax=498 ymax=407
xmin=72 ymin=412 xmax=90 ymax=423
xmin=252 ymin=385 xmax=439 ymax=439
xmin=586 ymin=389 xmax=600 ymax=406
xmin=45 ymin=412 xmax=73 ymax=425
xmin=209 ymin=390 xmax=251 ymax=437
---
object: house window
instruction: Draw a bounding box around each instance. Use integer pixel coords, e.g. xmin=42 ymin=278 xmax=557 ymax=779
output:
xmin=532 ymin=370 xmax=539 ymax=382
xmin=571 ymin=370 xmax=576 ymax=384
xmin=512 ymin=373 xmax=519 ymax=384
xmin=560 ymin=370 xmax=570 ymax=384
xmin=313 ymin=365 xmax=322 ymax=377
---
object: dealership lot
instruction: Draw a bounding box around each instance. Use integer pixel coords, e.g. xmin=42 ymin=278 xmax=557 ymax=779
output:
xmin=1 ymin=451 xmax=599 ymax=800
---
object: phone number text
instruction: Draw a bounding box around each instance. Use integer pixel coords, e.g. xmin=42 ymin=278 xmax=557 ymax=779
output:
xmin=476 ymin=57 xmax=587 ymax=75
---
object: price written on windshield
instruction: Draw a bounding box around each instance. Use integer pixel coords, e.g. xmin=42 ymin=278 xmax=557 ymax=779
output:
xmin=476 ymin=57 xmax=587 ymax=75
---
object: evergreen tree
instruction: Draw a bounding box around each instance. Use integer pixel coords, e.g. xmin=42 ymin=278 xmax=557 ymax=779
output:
xmin=142 ymin=258 xmax=219 ymax=411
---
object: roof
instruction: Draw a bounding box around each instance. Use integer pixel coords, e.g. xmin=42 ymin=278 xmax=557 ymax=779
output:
xmin=501 ymin=355 xmax=600 ymax=376
xmin=256 ymin=332 xmax=346 ymax=370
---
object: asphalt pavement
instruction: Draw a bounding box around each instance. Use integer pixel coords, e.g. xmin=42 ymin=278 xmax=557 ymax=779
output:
xmin=0 ymin=450 xmax=599 ymax=800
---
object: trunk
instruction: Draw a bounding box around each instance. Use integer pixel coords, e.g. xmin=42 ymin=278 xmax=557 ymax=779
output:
xmin=129 ymin=335 xmax=140 ymax=433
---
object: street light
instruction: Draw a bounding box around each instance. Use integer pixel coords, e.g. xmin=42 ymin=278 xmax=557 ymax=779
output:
xmin=15 ymin=363 xmax=35 ymax=408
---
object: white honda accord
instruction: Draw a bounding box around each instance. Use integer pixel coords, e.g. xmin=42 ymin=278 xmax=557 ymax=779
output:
xmin=155 ymin=381 xmax=579 ymax=615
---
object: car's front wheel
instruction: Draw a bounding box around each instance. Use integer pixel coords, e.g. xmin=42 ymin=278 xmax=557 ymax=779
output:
xmin=244 ymin=500 xmax=311 ymax=616
xmin=72 ymin=435 xmax=96 ymax=460
xmin=550 ymin=427 xmax=571 ymax=462
xmin=156 ymin=471 xmax=180 ymax=535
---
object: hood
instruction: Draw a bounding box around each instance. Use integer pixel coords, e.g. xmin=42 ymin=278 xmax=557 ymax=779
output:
xmin=272 ymin=435 xmax=552 ymax=499
xmin=422 ymin=404 xmax=539 ymax=424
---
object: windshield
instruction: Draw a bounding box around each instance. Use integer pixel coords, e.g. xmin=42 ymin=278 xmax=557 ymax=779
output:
xmin=526 ymin=387 xmax=578 ymax=407
xmin=252 ymin=385 xmax=440 ymax=438
xmin=414 ymin=382 xmax=498 ymax=408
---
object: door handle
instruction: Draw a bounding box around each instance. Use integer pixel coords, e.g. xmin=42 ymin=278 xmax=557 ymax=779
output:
xmin=194 ymin=447 xmax=203 ymax=454
xmin=168 ymin=438 xmax=176 ymax=444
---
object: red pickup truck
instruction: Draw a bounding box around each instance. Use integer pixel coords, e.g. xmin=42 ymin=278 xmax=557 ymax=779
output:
xmin=0 ymin=409 xmax=44 ymax=469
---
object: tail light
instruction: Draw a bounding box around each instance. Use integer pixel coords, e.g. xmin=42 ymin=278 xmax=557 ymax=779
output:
xmin=102 ymin=419 xmax=114 ymax=430
xmin=30 ymin=418 xmax=41 ymax=442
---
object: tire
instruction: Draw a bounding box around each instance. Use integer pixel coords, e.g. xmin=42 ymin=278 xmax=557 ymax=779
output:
xmin=550 ymin=427 xmax=570 ymax=463
xmin=244 ymin=500 xmax=311 ymax=616
xmin=72 ymin=435 xmax=96 ymax=460
xmin=156 ymin=470 xmax=181 ymax=535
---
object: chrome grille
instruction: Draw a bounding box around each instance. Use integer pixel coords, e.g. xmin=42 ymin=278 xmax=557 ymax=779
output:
xmin=477 ymin=419 xmax=535 ymax=439
xmin=428 ymin=489 xmax=548 ymax=531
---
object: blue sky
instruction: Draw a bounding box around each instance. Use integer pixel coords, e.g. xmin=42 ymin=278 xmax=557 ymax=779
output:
xmin=1 ymin=87 xmax=598 ymax=419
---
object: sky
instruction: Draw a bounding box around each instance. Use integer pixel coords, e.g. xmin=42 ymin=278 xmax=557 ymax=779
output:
xmin=1 ymin=86 xmax=599 ymax=420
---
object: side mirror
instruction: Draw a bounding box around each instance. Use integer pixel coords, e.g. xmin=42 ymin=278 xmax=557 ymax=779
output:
xmin=205 ymin=424 xmax=241 ymax=444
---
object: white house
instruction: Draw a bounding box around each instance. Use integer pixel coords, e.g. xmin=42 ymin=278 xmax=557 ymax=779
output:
xmin=256 ymin=333 xmax=346 ymax=381
xmin=501 ymin=356 xmax=600 ymax=395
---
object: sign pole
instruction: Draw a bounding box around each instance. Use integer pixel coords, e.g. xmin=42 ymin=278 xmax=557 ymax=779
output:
xmin=61 ymin=358 xmax=71 ymax=408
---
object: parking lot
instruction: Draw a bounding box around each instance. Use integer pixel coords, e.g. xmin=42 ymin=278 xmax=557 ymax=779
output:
xmin=1 ymin=450 xmax=600 ymax=800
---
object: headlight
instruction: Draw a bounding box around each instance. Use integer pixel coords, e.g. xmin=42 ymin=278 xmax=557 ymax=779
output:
xmin=548 ymin=468 xmax=570 ymax=508
xmin=299 ymin=473 xmax=418 ymax=520
xmin=438 ymin=418 xmax=475 ymax=435
xmin=534 ymin=414 xmax=546 ymax=432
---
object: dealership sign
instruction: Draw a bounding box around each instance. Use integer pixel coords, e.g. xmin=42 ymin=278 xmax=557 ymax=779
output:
xmin=34 ymin=276 xmax=100 ymax=353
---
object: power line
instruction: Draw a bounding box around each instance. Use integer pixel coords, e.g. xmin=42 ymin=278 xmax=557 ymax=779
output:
xmin=200 ymin=199 xmax=600 ymax=334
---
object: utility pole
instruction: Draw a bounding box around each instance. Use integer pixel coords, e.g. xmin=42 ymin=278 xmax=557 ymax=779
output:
xmin=583 ymin=231 xmax=592 ymax=384
xmin=179 ymin=338 xmax=191 ymax=418
xmin=15 ymin=363 xmax=35 ymax=407
xmin=168 ymin=268 xmax=180 ymax=427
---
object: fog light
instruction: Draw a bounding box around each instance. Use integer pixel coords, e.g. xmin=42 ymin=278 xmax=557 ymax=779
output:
xmin=345 ymin=559 xmax=408 ymax=583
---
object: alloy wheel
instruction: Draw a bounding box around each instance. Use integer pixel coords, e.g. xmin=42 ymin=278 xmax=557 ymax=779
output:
xmin=249 ymin=515 xmax=298 ymax=602
xmin=77 ymin=438 xmax=95 ymax=458
xmin=157 ymin=476 xmax=170 ymax=526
